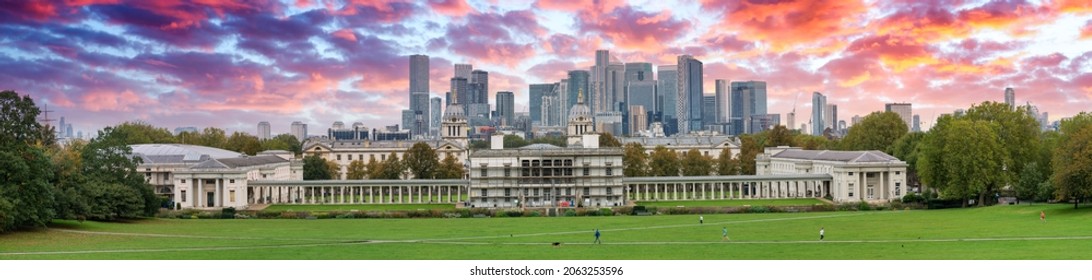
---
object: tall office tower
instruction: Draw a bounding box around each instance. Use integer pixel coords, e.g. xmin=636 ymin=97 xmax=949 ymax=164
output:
xmin=912 ymin=114 xmax=921 ymax=132
xmin=677 ymin=55 xmax=703 ymax=134
xmin=800 ymin=124 xmax=808 ymax=134
xmin=590 ymin=50 xmax=610 ymax=116
xmin=257 ymin=121 xmax=271 ymax=140
xmin=1004 ymin=87 xmax=1015 ymax=110
xmin=824 ymin=104 xmax=838 ymax=133
xmin=838 ymin=120 xmax=847 ymax=134
xmin=471 ymin=70 xmax=489 ymax=104
xmin=657 ymin=65 xmax=678 ymax=135
xmin=566 ymin=70 xmax=590 ymax=123
xmin=629 ymin=105 xmax=648 ymax=135
xmin=529 ymin=83 xmax=556 ymax=125
xmin=542 ymin=95 xmax=561 ymax=126
xmin=496 ymin=91 xmax=515 ymax=126
xmin=607 ymin=61 xmax=625 ymax=112
xmin=410 ymin=92 xmax=430 ymax=136
xmin=730 ymin=81 xmax=768 ymax=135
xmin=290 ymin=121 xmax=307 ymax=142
xmin=812 ymin=92 xmax=826 ymax=136
xmin=66 ymin=124 xmax=73 ymax=138
xmin=851 ymin=115 xmax=861 ymax=126
xmin=715 ymin=80 xmax=729 ymax=123
xmin=885 ymin=103 xmax=913 ymax=130
xmin=787 ymin=112 xmax=795 ymax=132
xmin=626 ymin=80 xmax=657 ymax=129
xmin=702 ymin=95 xmax=717 ymax=130
xmin=409 ymin=54 xmax=429 ymax=101
xmin=430 ymin=97 xmax=442 ymax=137
xmin=624 ymin=62 xmax=653 ymax=82
xmin=450 ymin=77 xmax=469 ymax=114
xmin=558 ymin=79 xmax=570 ymax=126
xmin=454 ymin=64 xmax=472 ymax=79
xmin=401 ymin=109 xmax=415 ymax=131
xmin=58 ymin=117 xmax=66 ymax=138
xmin=1040 ymin=112 xmax=1049 ymax=131
xmin=750 ymin=114 xmax=781 ymax=133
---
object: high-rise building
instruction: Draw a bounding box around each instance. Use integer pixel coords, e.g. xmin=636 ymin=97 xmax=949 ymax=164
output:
xmin=824 ymin=104 xmax=838 ymax=134
xmin=529 ymin=83 xmax=556 ymax=125
xmin=1004 ymin=87 xmax=1015 ymax=110
xmin=626 ymin=80 xmax=656 ymax=130
xmin=430 ymin=97 xmax=442 ymax=137
xmin=542 ymin=95 xmax=561 ymax=126
xmin=885 ymin=103 xmax=913 ymax=131
xmin=410 ymin=92 xmax=430 ymax=136
xmin=750 ymin=114 xmax=781 ymax=133
xmin=454 ymin=64 xmax=472 ymax=79
xmin=496 ymin=91 xmax=514 ymax=126
xmin=58 ymin=117 xmax=66 ymax=138
xmin=591 ymin=50 xmax=610 ymax=116
xmin=558 ymin=79 xmax=570 ymax=126
xmin=257 ymin=121 xmax=271 ymax=140
xmin=567 ymin=70 xmax=590 ymax=123
xmin=715 ymin=80 xmax=729 ymax=123
xmin=401 ymin=109 xmax=415 ymax=131
xmin=470 ymin=70 xmax=489 ymax=105
xmin=629 ymin=105 xmax=648 ymax=135
xmin=290 ymin=121 xmax=307 ymax=142
xmin=657 ymin=65 xmax=679 ymax=135
xmin=676 ymin=55 xmax=703 ymax=134
xmin=730 ymin=81 xmax=768 ymax=135
xmin=912 ymin=114 xmax=921 ymax=132
xmin=851 ymin=115 xmax=861 ymax=127
xmin=409 ymin=54 xmax=429 ymax=99
xmin=702 ymin=95 xmax=717 ymax=131
xmin=787 ymin=112 xmax=795 ymax=132
xmin=624 ymin=62 xmax=653 ymax=83
xmin=65 ymin=124 xmax=72 ymax=139
xmin=450 ymin=77 xmax=469 ymax=114
xmin=812 ymin=92 xmax=826 ymax=136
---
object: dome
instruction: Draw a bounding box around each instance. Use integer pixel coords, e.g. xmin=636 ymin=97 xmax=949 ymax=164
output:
xmin=443 ymin=104 xmax=466 ymax=121
xmin=569 ymin=103 xmax=591 ymax=121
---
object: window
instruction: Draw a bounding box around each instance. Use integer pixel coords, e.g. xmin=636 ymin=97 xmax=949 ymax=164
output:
xmin=606 ymin=187 xmax=613 ymax=195
xmin=583 ymin=168 xmax=590 ymax=176
xmin=229 ymin=190 xmax=236 ymax=202
xmin=849 ymin=172 xmax=853 ymax=176
xmin=848 ymin=183 xmax=854 ymax=197
xmin=583 ymin=187 xmax=590 ymax=195
xmin=533 ymin=188 xmax=539 ymax=196
xmin=504 ymin=168 xmax=510 ymax=177
xmin=606 ymin=168 xmax=613 ymax=176
xmin=504 ymin=188 xmax=511 ymax=196
xmin=896 ymin=171 xmax=901 ymax=175
xmin=895 ymin=187 xmax=901 ymax=196
xmin=480 ymin=169 xmax=487 ymax=177
xmin=337 ymin=155 xmax=341 ymax=161
xmin=181 ymin=190 xmax=187 ymax=202
xmin=381 ymin=154 xmax=386 ymax=160
xmin=566 ymin=188 xmax=572 ymax=196
xmin=481 ymin=189 xmax=488 ymax=197
xmin=181 ymin=179 xmax=187 ymax=183
xmin=262 ymin=174 xmax=267 ymax=178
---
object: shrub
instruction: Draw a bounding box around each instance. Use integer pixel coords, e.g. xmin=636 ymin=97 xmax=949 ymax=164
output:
xmin=857 ymin=201 xmax=871 ymax=211
xmin=528 ymin=210 xmax=541 ymax=217
xmin=257 ymin=210 xmax=282 ymax=219
xmin=599 ymin=208 xmax=613 ymax=216
xmin=631 ymin=205 xmax=646 ymax=215
xmin=564 ymin=209 xmax=576 ymax=217
xmin=902 ymin=193 xmax=925 ymax=204
xmin=835 ymin=203 xmax=857 ymax=211
xmin=748 ymin=206 xmax=770 ymax=213
xmin=506 ymin=211 xmax=523 ymax=217
xmin=221 ymin=207 xmax=236 ymax=219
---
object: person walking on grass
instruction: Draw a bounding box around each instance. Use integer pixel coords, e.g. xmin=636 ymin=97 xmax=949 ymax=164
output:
xmin=819 ymin=227 xmax=825 ymax=241
xmin=700 ymin=215 xmax=704 ymax=224
xmin=722 ymin=227 xmax=730 ymax=241
xmin=1041 ymin=211 xmax=1046 ymax=222
xmin=594 ymin=229 xmax=601 ymax=244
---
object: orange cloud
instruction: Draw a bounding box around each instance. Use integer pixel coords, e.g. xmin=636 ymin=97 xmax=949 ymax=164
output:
xmin=81 ymin=89 xmax=154 ymax=112
xmin=705 ymin=0 xmax=868 ymax=51
xmin=1081 ymin=20 xmax=1092 ymax=40
xmin=429 ymin=0 xmax=474 ymax=16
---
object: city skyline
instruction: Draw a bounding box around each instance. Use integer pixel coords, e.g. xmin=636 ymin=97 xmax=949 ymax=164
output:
xmin=3 ymin=1 xmax=1091 ymax=135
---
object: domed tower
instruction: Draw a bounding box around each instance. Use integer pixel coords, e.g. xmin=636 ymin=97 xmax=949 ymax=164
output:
xmin=442 ymin=87 xmax=469 ymax=147
xmin=567 ymin=88 xmax=595 ymax=147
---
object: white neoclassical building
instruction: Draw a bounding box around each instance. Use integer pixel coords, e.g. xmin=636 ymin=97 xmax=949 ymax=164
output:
xmin=618 ymin=135 xmax=740 ymax=159
xmin=756 ymin=147 xmax=907 ymax=203
xmin=469 ymin=142 xmax=623 ymax=209
xmin=132 ymin=144 xmax=245 ymax=202
xmin=172 ymin=155 xmax=303 ymax=209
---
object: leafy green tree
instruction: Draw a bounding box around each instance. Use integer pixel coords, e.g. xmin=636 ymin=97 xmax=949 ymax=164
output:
xmin=680 ymin=148 xmax=713 ymax=176
xmin=529 ymin=135 xmax=567 ymax=147
xmin=303 ymin=155 xmax=333 ymax=180
xmin=404 ymin=142 xmax=440 ymax=179
xmin=738 ymin=135 xmax=760 ymax=175
xmin=963 ymin=101 xmax=1043 ymax=190
xmin=792 ymin=134 xmax=830 ymax=150
xmin=502 ymin=135 xmax=530 ymax=148
xmin=436 ymin=153 xmax=466 ymax=179
xmin=469 ymin=140 xmax=489 ymax=150
xmin=365 ymin=155 xmax=383 ymax=179
xmin=622 ymin=142 xmax=649 ymax=177
xmin=0 ymin=90 xmax=56 ymax=232
xmin=598 ymin=132 xmax=622 ymax=147
xmin=764 ymin=125 xmax=794 ymax=147
xmin=48 ymin=139 xmax=91 ymax=221
xmin=378 ymin=152 xmax=405 ymax=179
xmin=346 ymin=160 xmax=367 ymax=180
xmin=888 ymin=132 xmax=925 ymax=193
xmin=648 ymin=145 xmax=680 ymax=177
xmin=176 ymin=130 xmax=200 ymax=145
xmin=921 ymin=119 xmax=1009 ymax=207
xmin=1051 ymin=113 xmax=1092 ymax=209
xmin=112 ymin=121 xmax=176 ymax=144
xmin=1016 ymin=162 xmax=1048 ymax=201
xmin=226 ymin=131 xmax=262 ymax=155
xmin=840 ymin=111 xmax=907 ymax=151
xmin=197 ymin=127 xmax=228 ymax=149
xmin=715 ymin=146 xmax=739 ymax=175
xmin=83 ymin=126 xmax=160 ymax=218
xmin=263 ymin=134 xmax=302 ymax=155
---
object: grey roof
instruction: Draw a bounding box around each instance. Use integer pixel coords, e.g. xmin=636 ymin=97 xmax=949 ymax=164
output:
xmin=130 ymin=144 xmax=242 ymax=164
xmin=619 ymin=135 xmax=739 ymax=148
xmin=771 ymin=149 xmax=900 ymax=163
xmin=522 ymin=143 xmax=562 ymax=149
xmin=472 ymin=146 xmax=622 ymax=157
xmin=305 ymin=139 xmax=465 ymax=150
xmin=191 ymin=155 xmax=287 ymax=169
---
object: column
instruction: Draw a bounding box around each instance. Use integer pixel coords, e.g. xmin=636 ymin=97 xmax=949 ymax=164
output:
xmin=214 ymin=179 xmax=221 ymax=208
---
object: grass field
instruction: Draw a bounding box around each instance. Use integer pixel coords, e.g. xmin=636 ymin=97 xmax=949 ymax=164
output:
xmin=636 ymin=198 xmax=826 ymax=207
xmin=2 ymin=204 xmax=1091 ymax=260
xmin=263 ymin=203 xmax=457 ymax=212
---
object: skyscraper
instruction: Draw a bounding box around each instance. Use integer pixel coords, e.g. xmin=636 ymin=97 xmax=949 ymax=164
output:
xmin=542 ymin=95 xmax=561 ymax=126
xmin=677 ymin=55 xmax=703 ymax=134
xmin=529 ymin=83 xmax=556 ymax=125
xmin=715 ymin=79 xmax=729 ymax=123
xmin=470 ymin=70 xmax=489 ymax=105
xmin=496 ymin=91 xmax=514 ymax=126
xmin=624 ymin=62 xmax=653 ymax=83
xmin=58 ymin=116 xmax=65 ymax=138
xmin=290 ymin=121 xmax=307 ymax=142
xmin=409 ymin=54 xmax=429 ymax=98
xmin=257 ymin=121 xmax=271 ymax=140
xmin=1004 ymin=87 xmax=1015 ymax=110
xmin=787 ymin=112 xmax=795 ymax=132
xmin=450 ymin=77 xmax=469 ymax=114
xmin=430 ymin=97 xmax=442 ymax=137
xmin=591 ymin=50 xmax=610 ymax=116
xmin=885 ymin=103 xmax=913 ymax=130
xmin=812 ymin=92 xmax=826 ymax=136
xmin=657 ymin=65 xmax=678 ymax=135
xmin=454 ymin=64 xmax=472 ymax=79
xmin=824 ymin=104 xmax=838 ymax=134
xmin=702 ymin=95 xmax=717 ymax=130
xmin=730 ymin=81 xmax=768 ymax=135
xmin=912 ymin=114 xmax=921 ymax=132
xmin=410 ymin=92 xmax=430 ymax=136
xmin=626 ymin=80 xmax=656 ymax=129
xmin=567 ymin=70 xmax=590 ymax=122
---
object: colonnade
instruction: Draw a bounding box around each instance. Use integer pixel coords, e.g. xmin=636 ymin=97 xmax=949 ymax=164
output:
xmin=248 ymin=184 xmax=467 ymax=205
xmin=621 ymin=176 xmax=831 ymax=202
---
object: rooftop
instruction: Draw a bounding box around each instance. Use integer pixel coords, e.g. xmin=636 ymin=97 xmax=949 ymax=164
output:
xmin=771 ymin=149 xmax=901 ymax=163
xmin=131 ymin=144 xmax=242 ymax=164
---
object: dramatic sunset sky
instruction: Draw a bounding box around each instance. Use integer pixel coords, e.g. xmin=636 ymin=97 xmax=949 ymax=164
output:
xmin=3 ymin=0 xmax=1091 ymax=136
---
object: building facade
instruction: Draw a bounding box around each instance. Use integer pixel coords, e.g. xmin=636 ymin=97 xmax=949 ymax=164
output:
xmin=756 ymin=147 xmax=907 ymax=203
xmin=885 ymin=103 xmax=913 ymax=130
xmin=469 ymin=143 xmax=623 ymax=208
xmin=173 ymin=154 xmax=303 ymax=209
xmin=257 ymin=121 xmax=271 ymax=140
xmin=812 ymin=92 xmax=825 ymax=136
xmin=676 ymin=55 xmax=703 ymax=134
xmin=290 ymin=121 xmax=307 ymax=142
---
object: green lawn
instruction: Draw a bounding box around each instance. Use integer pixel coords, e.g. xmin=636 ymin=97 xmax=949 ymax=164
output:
xmin=637 ymin=198 xmax=826 ymax=207
xmin=263 ymin=203 xmax=456 ymax=212
xmin=2 ymin=204 xmax=1091 ymax=259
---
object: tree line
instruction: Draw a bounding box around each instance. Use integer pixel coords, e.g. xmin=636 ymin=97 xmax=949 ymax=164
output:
xmin=302 ymin=142 xmax=466 ymax=180
xmin=109 ymin=121 xmax=303 ymax=156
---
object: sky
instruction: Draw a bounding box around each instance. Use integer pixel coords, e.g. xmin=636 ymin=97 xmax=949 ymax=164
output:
xmin=2 ymin=0 xmax=1091 ymax=136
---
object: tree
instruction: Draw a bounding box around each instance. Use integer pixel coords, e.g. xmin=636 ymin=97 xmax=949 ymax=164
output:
xmin=197 ymin=127 xmax=228 ymax=149
xmin=82 ymin=126 xmax=160 ymax=218
xmin=346 ymin=160 xmax=367 ymax=180
xmin=303 ymin=155 xmax=334 ymax=180
xmin=436 ymin=153 xmax=466 ymax=179
xmin=738 ymin=135 xmax=760 ymax=175
xmin=48 ymin=139 xmax=91 ymax=221
xmin=598 ymin=132 xmax=622 ymax=147
xmin=502 ymin=135 xmax=530 ymax=148
xmin=715 ymin=146 xmax=738 ymax=175
xmin=765 ymin=125 xmax=794 ymax=147
xmin=0 ymin=90 xmax=56 ymax=232
xmin=1016 ymin=162 xmax=1048 ymax=201
xmin=622 ymin=142 xmax=649 ymax=177
xmin=264 ymin=134 xmax=302 ymax=155
xmin=226 ymin=131 xmax=262 ymax=155
xmin=921 ymin=119 xmax=1009 ymax=207
xmin=379 ymin=152 xmax=405 ymax=179
xmin=1051 ymin=113 xmax=1092 ymax=209
xmin=648 ymin=146 xmax=680 ymax=176
xmin=963 ymin=101 xmax=1043 ymax=191
xmin=404 ymin=142 xmax=440 ymax=179
xmin=112 ymin=121 xmax=176 ymax=144
xmin=840 ymin=111 xmax=907 ymax=151
xmin=888 ymin=132 xmax=925 ymax=193
xmin=680 ymin=148 xmax=713 ymax=176
xmin=529 ymin=135 xmax=567 ymax=147
xmin=792 ymin=134 xmax=830 ymax=150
